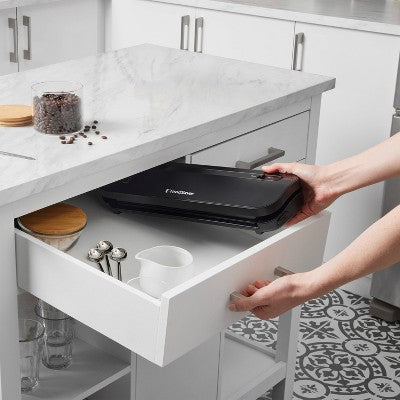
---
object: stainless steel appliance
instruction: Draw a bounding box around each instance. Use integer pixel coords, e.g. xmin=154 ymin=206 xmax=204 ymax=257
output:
xmin=370 ymin=56 xmax=400 ymax=322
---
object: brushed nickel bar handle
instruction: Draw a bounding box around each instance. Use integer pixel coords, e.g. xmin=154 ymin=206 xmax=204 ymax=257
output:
xmin=230 ymin=291 xmax=245 ymax=302
xmin=8 ymin=18 xmax=18 ymax=63
xmin=274 ymin=266 xmax=294 ymax=277
xmin=194 ymin=17 xmax=204 ymax=53
xmin=180 ymin=15 xmax=190 ymax=50
xmin=292 ymin=32 xmax=304 ymax=71
xmin=235 ymin=147 xmax=285 ymax=169
xmin=23 ymin=16 xmax=32 ymax=60
xmin=230 ymin=267 xmax=294 ymax=303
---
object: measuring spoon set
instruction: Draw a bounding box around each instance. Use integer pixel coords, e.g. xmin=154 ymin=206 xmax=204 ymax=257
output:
xmin=87 ymin=240 xmax=127 ymax=281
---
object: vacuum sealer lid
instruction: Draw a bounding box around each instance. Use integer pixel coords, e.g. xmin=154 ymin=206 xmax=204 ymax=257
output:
xmin=101 ymin=163 xmax=302 ymax=220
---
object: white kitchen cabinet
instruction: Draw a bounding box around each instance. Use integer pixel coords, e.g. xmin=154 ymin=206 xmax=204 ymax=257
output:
xmin=17 ymin=0 xmax=103 ymax=71
xmin=111 ymin=0 xmax=195 ymax=51
xmin=190 ymin=111 xmax=309 ymax=167
xmin=109 ymin=1 xmax=294 ymax=69
xmin=193 ymin=8 xmax=294 ymax=69
xmin=0 ymin=8 xmax=18 ymax=75
xmin=295 ymin=22 xmax=400 ymax=260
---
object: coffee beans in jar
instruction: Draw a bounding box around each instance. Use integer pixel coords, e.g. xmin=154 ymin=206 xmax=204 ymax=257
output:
xmin=32 ymin=81 xmax=83 ymax=135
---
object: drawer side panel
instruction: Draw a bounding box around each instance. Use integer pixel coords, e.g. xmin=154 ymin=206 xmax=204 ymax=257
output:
xmin=16 ymin=231 xmax=160 ymax=363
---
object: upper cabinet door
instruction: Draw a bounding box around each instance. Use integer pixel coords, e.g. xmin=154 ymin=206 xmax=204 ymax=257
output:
xmin=295 ymin=22 xmax=400 ymax=259
xmin=193 ymin=9 xmax=295 ymax=69
xmin=110 ymin=0 xmax=196 ymax=51
xmin=17 ymin=0 xmax=103 ymax=71
xmin=0 ymin=9 xmax=18 ymax=76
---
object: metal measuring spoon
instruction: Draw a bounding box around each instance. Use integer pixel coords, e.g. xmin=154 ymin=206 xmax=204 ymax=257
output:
xmin=97 ymin=240 xmax=113 ymax=277
xmin=110 ymin=247 xmax=127 ymax=281
xmin=87 ymin=248 xmax=105 ymax=273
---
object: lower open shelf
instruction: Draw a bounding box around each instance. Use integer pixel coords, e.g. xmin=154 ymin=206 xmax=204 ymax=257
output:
xmin=22 ymin=338 xmax=130 ymax=400
xmin=220 ymin=335 xmax=286 ymax=400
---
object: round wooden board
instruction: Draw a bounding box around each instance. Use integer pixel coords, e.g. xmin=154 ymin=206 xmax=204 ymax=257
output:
xmin=0 ymin=105 xmax=33 ymax=123
xmin=19 ymin=203 xmax=87 ymax=235
xmin=0 ymin=120 xmax=33 ymax=127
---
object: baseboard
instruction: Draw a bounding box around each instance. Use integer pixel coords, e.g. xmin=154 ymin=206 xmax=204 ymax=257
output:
xmin=340 ymin=276 xmax=372 ymax=299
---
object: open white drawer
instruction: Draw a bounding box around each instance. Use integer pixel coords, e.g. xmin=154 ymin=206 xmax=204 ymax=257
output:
xmin=16 ymin=194 xmax=330 ymax=367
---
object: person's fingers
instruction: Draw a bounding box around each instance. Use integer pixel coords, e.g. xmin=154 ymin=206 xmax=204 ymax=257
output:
xmin=241 ymin=284 xmax=258 ymax=297
xmin=254 ymin=280 xmax=271 ymax=289
xmin=284 ymin=211 xmax=309 ymax=226
xmin=229 ymin=292 xmax=263 ymax=312
xmin=262 ymin=163 xmax=296 ymax=175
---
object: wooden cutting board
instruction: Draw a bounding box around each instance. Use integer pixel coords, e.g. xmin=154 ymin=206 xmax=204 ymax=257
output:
xmin=19 ymin=203 xmax=87 ymax=235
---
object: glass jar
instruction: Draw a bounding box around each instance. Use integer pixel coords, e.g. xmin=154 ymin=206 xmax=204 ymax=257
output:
xmin=32 ymin=81 xmax=83 ymax=135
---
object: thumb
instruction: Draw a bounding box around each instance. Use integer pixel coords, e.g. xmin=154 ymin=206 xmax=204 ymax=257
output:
xmin=229 ymin=293 xmax=262 ymax=312
xmin=262 ymin=162 xmax=296 ymax=175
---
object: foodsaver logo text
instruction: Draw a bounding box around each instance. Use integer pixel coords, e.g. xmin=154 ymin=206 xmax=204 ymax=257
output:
xmin=165 ymin=188 xmax=195 ymax=196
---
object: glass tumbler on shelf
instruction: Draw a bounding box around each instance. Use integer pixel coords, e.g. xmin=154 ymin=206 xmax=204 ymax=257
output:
xmin=32 ymin=81 xmax=83 ymax=135
xmin=19 ymin=318 xmax=44 ymax=393
xmin=35 ymin=300 xmax=74 ymax=370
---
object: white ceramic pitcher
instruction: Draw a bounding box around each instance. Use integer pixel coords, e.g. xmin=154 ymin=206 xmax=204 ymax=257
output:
xmin=135 ymin=246 xmax=194 ymax=298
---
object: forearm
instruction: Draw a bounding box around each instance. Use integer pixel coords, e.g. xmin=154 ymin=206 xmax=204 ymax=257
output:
xmin=301 ymin=204 xmax=400 ymax=299
xmin=325 ymin=132 xmax=400 ymax=197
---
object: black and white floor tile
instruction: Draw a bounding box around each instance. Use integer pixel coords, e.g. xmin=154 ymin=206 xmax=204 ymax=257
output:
xmin=227 ymin=289 xmax=400 ymax=400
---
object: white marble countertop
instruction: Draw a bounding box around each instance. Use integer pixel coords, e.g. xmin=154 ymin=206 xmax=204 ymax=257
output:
xmin=1 ymin=0 xmax=400 ymax=36
xmin=0 ymin=0 xmax=60 ymax=9
xmin=0 ymin=44 xmax=334 ymax=208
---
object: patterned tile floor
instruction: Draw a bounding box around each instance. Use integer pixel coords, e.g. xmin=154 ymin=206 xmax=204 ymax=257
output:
xmin=227 ymin=289 xmax=400 ymax=400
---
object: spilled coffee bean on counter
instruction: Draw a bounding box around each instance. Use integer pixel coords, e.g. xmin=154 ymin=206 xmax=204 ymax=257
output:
xmin=57 ymin=119 xmax=107 ymax=145
xmin=33 ymin=93 xmax=82 ymax=134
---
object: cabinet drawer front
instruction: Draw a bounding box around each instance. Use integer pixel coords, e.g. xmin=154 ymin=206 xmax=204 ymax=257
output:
xmin=190 ymin=112 xmax=309 ymax=168
xmin=16 ymin=196 xmax=329 ymax=367
xmin=158 ymin=212 xmax=329 ymax=365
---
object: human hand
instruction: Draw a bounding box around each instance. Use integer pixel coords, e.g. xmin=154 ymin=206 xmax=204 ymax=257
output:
xmin=228 ymin=273 xmax=312 ymax=320
xmin=263 ymin=162 xmax=338 ymax=226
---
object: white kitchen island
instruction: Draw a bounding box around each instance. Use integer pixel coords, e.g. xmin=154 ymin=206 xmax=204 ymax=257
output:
xmin=0 ymin=44 xmax=334 ymax=400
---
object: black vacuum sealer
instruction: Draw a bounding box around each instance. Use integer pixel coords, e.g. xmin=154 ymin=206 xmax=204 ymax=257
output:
xmin=100 ymin=163 xmax=304 ymax=233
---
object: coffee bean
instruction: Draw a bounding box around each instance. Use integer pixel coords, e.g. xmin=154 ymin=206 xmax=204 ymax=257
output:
xmin=74 ymin=134 xmax=78 ymax=138
xmin=92 ymin=125 xmax=96 ymax=129
xmin=93 ymin=120 xmax=98 ymax=124
xmin=101 ymin=136 xmax=107 ymax=139
xmin=84 ymin=128 xmax=90 ymax=132
xmin=88 ymin=142 xmax=93 ymax=145
xmin=84 ymin=125 xmax=90 ymax=129
xmin=83 ymin=135 xmax=87 ymax=138
xmin=61 ymin=141 xmax=66 ymax=144
xmin=59 ymin=136 xmax=66 ymax=140
xmin=95 ymin=131 xmax=100 ymax=135
xmin=79 ymin=132 xmax=84 ymax=136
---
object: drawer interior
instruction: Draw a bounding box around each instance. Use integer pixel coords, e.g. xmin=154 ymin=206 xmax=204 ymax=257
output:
xmin=16 ymin=191 xmax=329 ymax=366
xmin=66 ymin=193 xmax=266 ymax=286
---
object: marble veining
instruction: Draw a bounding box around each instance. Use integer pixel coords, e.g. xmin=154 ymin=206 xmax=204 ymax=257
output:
xmin=0 ymin=44 xmax=333 ymax=208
